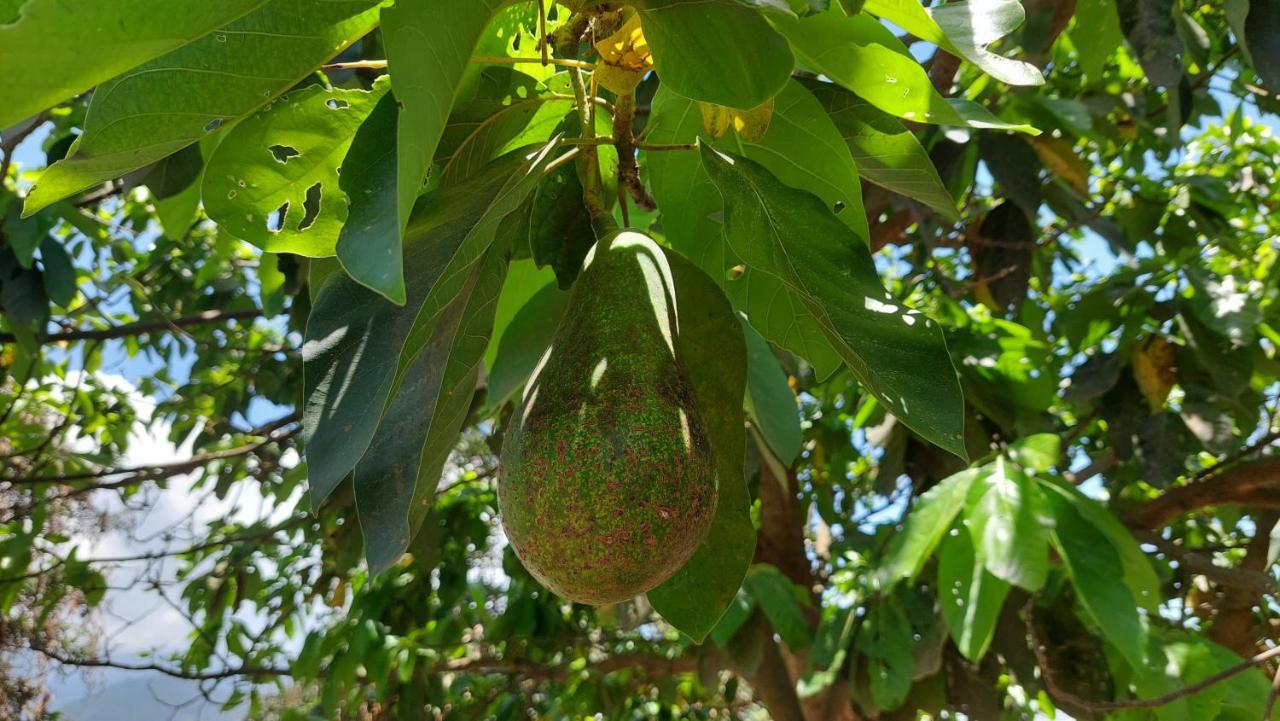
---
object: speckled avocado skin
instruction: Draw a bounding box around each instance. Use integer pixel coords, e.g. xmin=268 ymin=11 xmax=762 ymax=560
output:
xmin=498 ymin=231 xmax=717 ymax=605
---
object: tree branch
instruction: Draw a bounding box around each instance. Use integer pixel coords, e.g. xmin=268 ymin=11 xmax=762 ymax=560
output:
xmin=1210 ymin=511 xmax=1279 ymax=657
xmin=1125 ymin=457 xmax=1280 ymax=529
xmin=0 ymin=308 xmax=263 ymax=345
xmin=28 ymin=641 xmax=290 ymax=681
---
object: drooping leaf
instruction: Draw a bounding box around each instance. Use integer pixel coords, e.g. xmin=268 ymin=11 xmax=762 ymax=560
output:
xmin=1046 ymin=489 xmax=1148 ymax=669
xmin=527 ymin=161 xmax=597 ymax=288
xmin=863 ymin=0 xmax=1043 ymax=86
xmin=23 ymin=0 xmax=382 ymax=215
xmin=879 ymin=467 xmax=983 ymax=583
xmin=742 ymin=318 xmax=802 ymax=465
xmin=356 ymin=246 xmax=508 ymax=573
xmin=336 ymin=91 xmax=404 ymax=304
xmin=648 ymin=249 xmax=753 ymax=642
xmin=381 ymin=0 xmax=503 ymax=249
xmin=0 ymin=0 xmax=268 ymax=128
xmin=773 ymin=11 xmax=1037 ymax=132
xmin=966 ymin=457 xmax=1051 ymax=590
xmin=700 ymin=146 xmax=966 ymax=457
xmin=1038 ymin=479 xmax=1161 ymax=612
xmin=204 ymin=78 xmax=391 ymax=257
xmin=743 ymin=564 xmax=812 ymax=649
xmin=807 ymin=81 xmax=959 ymax=221
xmin=302 ymin=145 xmax=556 ymax=505
xmin=486 ymin=282 xmax=570 ymax=409
xmin=637 ymin=0 xmax=793 ymax=109
xmin=938 ymin=525 xmax=1011 ymax=663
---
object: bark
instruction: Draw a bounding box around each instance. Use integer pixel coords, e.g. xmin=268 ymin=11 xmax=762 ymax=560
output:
xmin=1124 ymin=457 xmax=1280 ymax=529
xmin=1210 ymin=512 xmax=1280 ymax=657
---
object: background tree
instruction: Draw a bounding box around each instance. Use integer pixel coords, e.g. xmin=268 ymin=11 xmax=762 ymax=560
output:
xmin=1 ymin=1 xmax=1279 ymax=720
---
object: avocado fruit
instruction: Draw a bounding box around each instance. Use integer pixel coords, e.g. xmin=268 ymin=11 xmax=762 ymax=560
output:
xmin=498 ymin=231 xmax=717 ymax=605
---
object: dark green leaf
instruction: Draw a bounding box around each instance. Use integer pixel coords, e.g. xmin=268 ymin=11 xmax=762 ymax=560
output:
xmin=743 ymin=318 xmax=802 ymax=465
xmin=1115 ymin=0 xmax=1184 ymax=88
xmin=857 ymin=599 xmax=915 ymax=710
xmin=648 ymin=248 xmax=753 ymax=642
xmin=1243 ymin=0 xmax=1280 ymax=90
xmin=336 ymin=91 xmax=404 ymax=304
xmin=700 ymin=146 xmax=966 ymax=457
xmin=487 ymin=282 xmax=569 ymax=409
xmin=528 ymin=161 xmax=596 ymax=288
xmin=142 ymin=145 xmax=204 ymax=201
xmin=37 ymin=239 xmax=76 ymax=308
xmin=1045 ymin=489 xmax=1147 ymax=669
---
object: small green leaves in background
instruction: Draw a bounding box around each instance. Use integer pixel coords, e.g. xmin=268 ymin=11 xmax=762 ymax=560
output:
xmin=24 ymin=0 xmax=383 ymax=215
xmin=742 ymin=564 xmax=812 ymax=649
xmin=700 ymin=146 xmax=966 ymax=458
xmin=647 ymin=249 xmax=754 ymax=642
xmin=0 ymin=0 xmax=267 ymax=128
xmin=637 ymin=0 xmax=794 ymax=109
xmin=204 ymin=79 xmax=391 ymax=258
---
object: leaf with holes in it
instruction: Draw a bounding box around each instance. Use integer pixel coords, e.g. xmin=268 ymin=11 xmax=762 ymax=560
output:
xmin=303 ymin=143 xmax=559 ymax=507
xmin=204 ymin=78 xmax=390 ymax=257
xmin=0 ymin=0 xmax=268 ymax=129
xmin=22 ymin=0 xmax=383 ymax=217
xmin=700 ymin=146 xmax=967 ymax=458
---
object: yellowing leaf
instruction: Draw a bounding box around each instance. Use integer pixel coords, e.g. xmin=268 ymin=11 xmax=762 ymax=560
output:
xmin=697 ymin=99 xmax=776 ymax=141
xmin=1028 ymin=136 xmax=1090 ymax=196
xmin=594 ymin=13 xmax=652 ymax=95
xmin=1132 ymin=336 xmax=1177 ymax=412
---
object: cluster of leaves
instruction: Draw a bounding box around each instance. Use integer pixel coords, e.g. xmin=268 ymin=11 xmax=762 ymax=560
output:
xmin=2 ymin=0 xmax=1280 ymax=719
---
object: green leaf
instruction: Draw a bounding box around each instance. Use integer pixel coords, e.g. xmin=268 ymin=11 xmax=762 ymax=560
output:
xmin=527 ymin=161 xmax=597 ymax=288
xmin=647 ymin=249 xmax=753 ymax=642
xmin=1071 ymin=0 xmax=1125 ymax=80
xmin=857 ymin=598 xmax=915 ymax=711
xmin=142 ymin=145 xmax=204 ymax=201
xmin=1115 ymin=0 xmax=1184 ymax=88
xmin=2 ymin=212 xmax=49 ymax=268
xmin=1008 ymin=433 xmax=1060 ymax=473
xmin=1037 ymin=479 xmax=1161 ymax=612
xmin=708 ymin=590 xmax=756 ymax=648
xmin=204 ymin=78 xmax=391 ymax=257
xmin=440 ymin=98 xmax=576 ymax=186
xmin=336 ymin=91 xmax=404 ymax=304
xmin=487 ymin=282 xmax=569 ymax=409
xmin=807 ymin=81 xmax=959 ymax=221
xmin=878 ymin=467 xmax=982 ymax=583
xmin=0 ymin=0 xmax=267 ymax=128
xmin=37 ymin=239 xmax=76 ymax=308
xmin=23 ymin=0 xmax=382 ymax=215
xmin=743 ymin=317 xmax=802 ymax=465
xmin=772 ymin=11 xmax=1037 ymax=132
xmin=937 ymin=525 xmax=1010 ymax=663
xmin=743 ymin=564 xmax=812 ymax=649
xmin=637 ymin=0 xmax=794 ymax=109
xmin=700 ymin=146 xmax=966 ymax=457
xmin=355 ymin=246 xmax=508 ymax=573
xmin=966 ymin=457 xmax=1051 ymax=590
xmin=1045 ymin=489 xmax=1147 ymax=669
xmin=1243 ymin=0 xmax=1280 ymax=90
xmin=382 ymin=0 xmax=503 ymax=248
xmin=1130 ymin=636 xmax=1224 ymax=721
xmin=302 ymin=145 xmax=556 ymax=505
xmin=863 ymin=0 xmax=1042 ymax=86
xmin=1185 ymin=269 xmax=1260 ymax=347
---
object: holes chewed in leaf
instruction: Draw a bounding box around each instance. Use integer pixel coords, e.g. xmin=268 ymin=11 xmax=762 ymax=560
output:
xmin=268 ymin=202 xmax=289 ymax=233
xmin=833 ymin=200 xmax=846 ymax=214
xmin=325 ymin=98 xmax=350 ymax=110
xmin=204 ymin=118 xmax=223 ymax=133
xmin=268 ymin=144 xmax=300 ymax=164
xmin=299 ymin=183 xmax=322 ymax=230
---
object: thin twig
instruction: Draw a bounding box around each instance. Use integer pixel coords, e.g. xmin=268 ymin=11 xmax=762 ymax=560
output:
xmin=320 ymin=59 xmax=387 ymax=71
xmin=472 ymin=55 xmax=594 ymax=69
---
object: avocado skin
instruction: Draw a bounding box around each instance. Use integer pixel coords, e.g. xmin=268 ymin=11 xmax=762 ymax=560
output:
xmin=498 ymin=232 xmax=717 ymax=605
